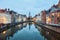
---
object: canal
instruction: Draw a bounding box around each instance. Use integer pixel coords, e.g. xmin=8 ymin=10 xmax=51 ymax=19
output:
xmin=0 ymin=22 xmax=60 ymax=40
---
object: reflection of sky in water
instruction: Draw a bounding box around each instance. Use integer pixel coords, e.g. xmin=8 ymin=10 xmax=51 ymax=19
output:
xmin=9 ymin=24 xmax=44 ymax=40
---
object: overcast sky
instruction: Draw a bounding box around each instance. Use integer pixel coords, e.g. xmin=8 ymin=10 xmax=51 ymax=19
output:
xmin=0 ymin=0 xmax=59 ymax=16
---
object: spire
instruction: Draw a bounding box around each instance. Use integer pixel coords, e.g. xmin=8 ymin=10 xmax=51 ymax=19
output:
xmin=29 ymin=12 xmax=31 ymax=17
xmin=29 ymin=12 xmax=30 ymax=16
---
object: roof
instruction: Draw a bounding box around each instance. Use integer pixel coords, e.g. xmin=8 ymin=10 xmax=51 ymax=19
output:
xmin=46 ymin=0 xmax=60 ymax=14
xmin=0 ymin=9 xmax=6 ymax=13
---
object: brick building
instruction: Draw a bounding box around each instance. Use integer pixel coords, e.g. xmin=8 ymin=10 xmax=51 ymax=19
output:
xmin=41 ymin=0 xmax=60 ymax=24
xmin=41 ymin=10 xmax=46 ymax=24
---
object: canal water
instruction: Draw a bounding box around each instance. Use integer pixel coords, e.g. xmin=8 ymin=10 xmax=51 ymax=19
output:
xmin=8 ymin=24 xmax=46 ymax=40
xmin=0 ymin=23 xmax=60 ymax=40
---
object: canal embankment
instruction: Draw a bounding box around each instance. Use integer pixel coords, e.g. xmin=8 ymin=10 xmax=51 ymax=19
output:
xmin=34 ymin=21 xmax=60 ymax=34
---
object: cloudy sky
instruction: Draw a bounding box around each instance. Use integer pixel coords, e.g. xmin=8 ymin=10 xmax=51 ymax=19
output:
xmin=0 ymin=0 xmax=59 ymax=16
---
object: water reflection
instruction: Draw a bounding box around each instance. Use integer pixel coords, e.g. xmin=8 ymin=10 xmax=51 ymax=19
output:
xmin=0 ymin=22 xmax=60 ymax=40
xmin=0 ymin=23 xmax=27 ymax=40
xmin=35 ymin=25 xmax=60 ymax=40
xmin=28 ymin=22 xmax=32 ymax=30
xmin=9 ymin=24 xmax=42 ymax=40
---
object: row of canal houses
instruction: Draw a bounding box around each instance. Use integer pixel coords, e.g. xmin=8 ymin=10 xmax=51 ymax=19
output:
xmin=0 ymin=8 xmax=27 ymax=26
xmin=35 ymin=0 xmax=60 ymax=24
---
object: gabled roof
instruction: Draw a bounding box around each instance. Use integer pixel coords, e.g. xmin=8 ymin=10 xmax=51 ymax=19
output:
xmin=9 ymin=10 xmax=17 ymax=14
xmin=46 ymin=0 xmax=60 ymax=14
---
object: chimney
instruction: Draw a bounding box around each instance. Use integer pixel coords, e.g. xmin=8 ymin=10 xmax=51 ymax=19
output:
xmin=8 ymin=8 xmax=10 ymax=11
xmin=5 ymin=8 xmax=7 ymax=11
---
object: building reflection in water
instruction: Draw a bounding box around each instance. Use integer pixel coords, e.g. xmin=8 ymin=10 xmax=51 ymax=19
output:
xmin=28 ymin=22 xmax=32 ymax=30
xmin=0 ymin=22 xmax=60 ymax=40
xmin=35 ymin=25 xmax=60 ymax=40
xmin=0 ymin=23 xmax=27 ymax=40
